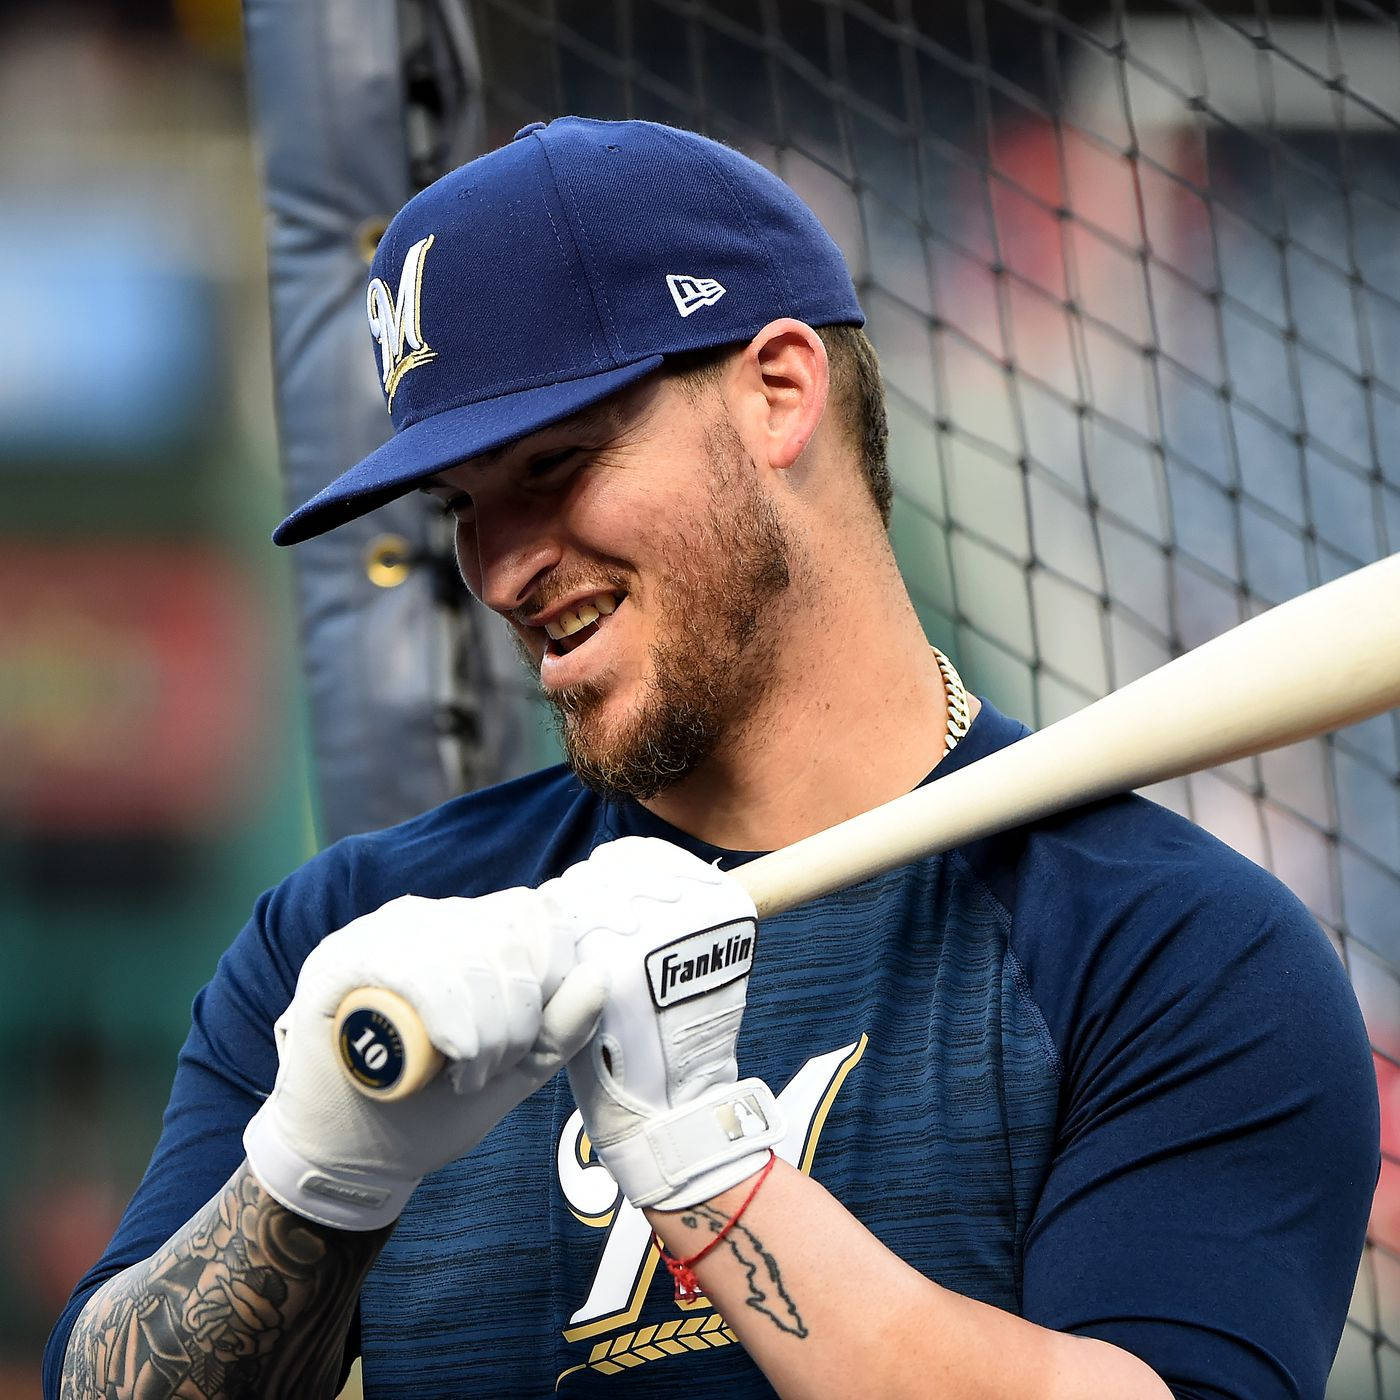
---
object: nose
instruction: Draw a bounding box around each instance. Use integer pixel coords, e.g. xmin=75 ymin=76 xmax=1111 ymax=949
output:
xmin=459 ymin=497 xmax=564 ymax=614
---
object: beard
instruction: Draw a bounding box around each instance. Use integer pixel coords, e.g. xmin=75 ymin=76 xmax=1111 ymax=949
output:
xmin=546 ymin=417 xmax=794 ymax=802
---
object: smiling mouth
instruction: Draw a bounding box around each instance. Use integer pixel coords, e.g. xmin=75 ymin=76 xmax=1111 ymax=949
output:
xmin=541 ymin=590 xmax=623 ymax=657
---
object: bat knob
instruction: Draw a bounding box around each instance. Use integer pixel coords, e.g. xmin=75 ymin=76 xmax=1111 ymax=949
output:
xmin=334 ymin=987 xmax=444 ymax=1100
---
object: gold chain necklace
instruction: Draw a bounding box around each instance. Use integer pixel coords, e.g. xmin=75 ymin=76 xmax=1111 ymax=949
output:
xmin=932 ymin=646 xmax=971 ymax=757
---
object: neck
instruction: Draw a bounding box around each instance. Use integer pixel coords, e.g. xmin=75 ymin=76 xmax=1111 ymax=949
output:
xmin=643 ymin=548 xmax=974 ymax=851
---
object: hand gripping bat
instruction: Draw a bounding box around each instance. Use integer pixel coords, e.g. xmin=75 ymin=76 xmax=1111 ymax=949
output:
xmin=335 ymin=552 xmax=1400 ymax=1101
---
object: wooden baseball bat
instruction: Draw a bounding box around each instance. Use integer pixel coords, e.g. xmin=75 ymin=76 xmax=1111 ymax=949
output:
xmin=335 ymin=551 xmax=1400 ymax=1100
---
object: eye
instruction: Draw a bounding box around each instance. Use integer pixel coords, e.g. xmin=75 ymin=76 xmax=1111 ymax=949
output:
xmin=526 ymin=448 xmax=583 ymax=481
xmin=437 ymin=490 xmax=474 ymax=522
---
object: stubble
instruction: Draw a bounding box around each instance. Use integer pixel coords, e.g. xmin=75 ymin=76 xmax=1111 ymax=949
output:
xmin=550 ymin=417 xmax=794 ymax=801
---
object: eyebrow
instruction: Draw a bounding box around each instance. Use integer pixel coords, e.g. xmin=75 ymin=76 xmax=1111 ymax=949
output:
xmin=418 ymin=398 xmax=625 ymax=491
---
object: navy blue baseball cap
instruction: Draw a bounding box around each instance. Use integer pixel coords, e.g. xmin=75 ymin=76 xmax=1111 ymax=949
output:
xmin=273 ymin=116 xmax=864 ymax=546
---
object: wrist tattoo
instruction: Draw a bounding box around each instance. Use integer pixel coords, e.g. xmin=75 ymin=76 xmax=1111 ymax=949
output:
xmin=682 ymin=1205 xmax=808 ymax=1339
xmin=60 ymin=1162 xmax=392 ymax=1400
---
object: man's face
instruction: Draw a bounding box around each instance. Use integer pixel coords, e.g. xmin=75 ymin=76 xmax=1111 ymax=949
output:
xmin=422 ymin=375 xmax=796 ymax=799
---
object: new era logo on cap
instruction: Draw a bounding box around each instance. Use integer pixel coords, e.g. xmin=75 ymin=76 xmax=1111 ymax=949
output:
xmin=667 ymin=273 xmax=726 ymax=317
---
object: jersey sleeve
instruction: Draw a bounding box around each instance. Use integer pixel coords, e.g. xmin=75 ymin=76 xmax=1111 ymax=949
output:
xmin=1011 ymin=812 xmax=1379 ymax=1398
xmin=40 ymin=845 xmax=365 ymax=1399
xmin=40 ymin=767 xmax=599 ymax=1399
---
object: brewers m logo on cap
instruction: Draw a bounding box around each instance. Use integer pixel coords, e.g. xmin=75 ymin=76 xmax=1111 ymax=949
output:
xmin=367 ymin=234 xmax=437 ymax=410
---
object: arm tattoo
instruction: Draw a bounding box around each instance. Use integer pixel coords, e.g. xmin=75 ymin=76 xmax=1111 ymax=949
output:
xmin=60 ymin=1162 xmax=392 ymax=1400
xmin=681 ymin=1205 xmax=808 ymax=1339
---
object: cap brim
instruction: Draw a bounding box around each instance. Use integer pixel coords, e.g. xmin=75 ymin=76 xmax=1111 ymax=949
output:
xmin=273 ymin=355 xmax=666 ymax=546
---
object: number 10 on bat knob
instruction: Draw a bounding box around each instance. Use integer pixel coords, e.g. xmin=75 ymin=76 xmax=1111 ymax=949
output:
xmin=335 ymin=987 xmax=443 ymax=1101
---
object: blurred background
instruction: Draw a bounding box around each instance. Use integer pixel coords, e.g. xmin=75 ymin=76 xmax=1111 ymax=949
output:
xmin=0 ymin=1 xmax=318 ymax=1395
xmin=5 ymin=1 xmax=1400 ymax=1396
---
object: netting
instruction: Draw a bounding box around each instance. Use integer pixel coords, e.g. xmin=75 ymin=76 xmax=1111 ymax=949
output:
xmin=441 ymin=1 xmax=1400 ymax=1388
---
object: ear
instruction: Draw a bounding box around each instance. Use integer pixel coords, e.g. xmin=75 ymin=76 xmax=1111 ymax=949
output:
xmin=730 ymin=318 xmax=829 ymax=472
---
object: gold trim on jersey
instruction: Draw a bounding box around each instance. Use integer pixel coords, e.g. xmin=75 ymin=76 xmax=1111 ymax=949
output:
xmin=565 ymin=1129 xmax=617 ymax=1229
xmin=800 ymin=1033 xmax=867 ymax=1174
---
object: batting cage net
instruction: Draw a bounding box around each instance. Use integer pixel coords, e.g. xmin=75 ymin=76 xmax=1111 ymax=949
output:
xmin=264 ymin=0 xmax=1400 ymax=1391
xmin=457 ymin=2 xmax=1400 ymax=1388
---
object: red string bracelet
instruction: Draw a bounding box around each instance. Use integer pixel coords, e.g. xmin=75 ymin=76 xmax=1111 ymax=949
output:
xmin=656 ymin=1151 xmax=777 ymax=1304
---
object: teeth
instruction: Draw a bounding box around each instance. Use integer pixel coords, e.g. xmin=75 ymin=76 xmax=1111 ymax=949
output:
xmin=542 ymin=592 xmax=620 ymax=640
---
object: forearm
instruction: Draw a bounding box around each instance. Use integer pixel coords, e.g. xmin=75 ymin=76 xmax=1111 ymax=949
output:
xmin=646 ymin=1160 xmax=1172 ymax=1400
xmin=60 ymin=1160 xmax=393 ymax=1400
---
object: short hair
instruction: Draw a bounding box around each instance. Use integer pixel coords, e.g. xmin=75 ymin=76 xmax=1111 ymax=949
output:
xmin=665 ymin=324 xmax=892 ymax=528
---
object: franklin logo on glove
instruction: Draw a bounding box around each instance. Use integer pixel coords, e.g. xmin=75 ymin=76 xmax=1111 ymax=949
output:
xmin=647 ymin=920 xmax=756 ymax=1008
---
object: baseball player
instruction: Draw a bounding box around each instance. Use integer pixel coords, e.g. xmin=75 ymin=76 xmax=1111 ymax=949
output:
xmin=49 ymin=118 xmax=1376 ymax=1399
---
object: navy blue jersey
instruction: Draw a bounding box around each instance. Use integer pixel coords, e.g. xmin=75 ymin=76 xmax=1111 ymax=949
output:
xmin=45 ymin=702 xmax=1378 ymax=1398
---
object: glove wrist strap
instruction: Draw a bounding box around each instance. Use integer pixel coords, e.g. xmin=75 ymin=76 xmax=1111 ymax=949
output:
xmin=599 ymin=1078 xmax=784 ymax=1210
xmin=243 ymin=1104 xmax=419 ymax=1232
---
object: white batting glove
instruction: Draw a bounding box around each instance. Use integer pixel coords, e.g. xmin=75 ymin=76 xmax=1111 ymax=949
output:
xmin=244 ymin=887 xmax=608 ymax=1231
xmin=552 ymin=838 xmax=784 ymax=1211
